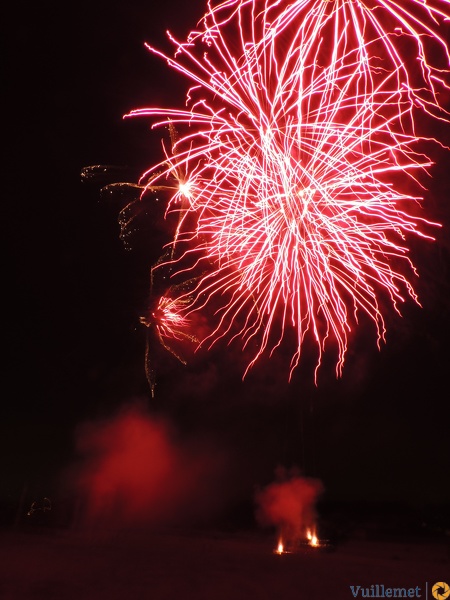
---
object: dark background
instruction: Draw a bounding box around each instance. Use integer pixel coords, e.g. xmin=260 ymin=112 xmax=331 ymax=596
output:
xmin=3 ymin=0 xmax=450 ymax=529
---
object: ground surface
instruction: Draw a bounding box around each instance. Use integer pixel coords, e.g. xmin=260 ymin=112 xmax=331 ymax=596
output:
xmin=0 ymin=527 xmax=448 ymax=600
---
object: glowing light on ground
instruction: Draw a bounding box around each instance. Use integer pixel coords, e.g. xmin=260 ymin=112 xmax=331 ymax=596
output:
xmin=275 ymin=540 xmax=284 ymax=554
xmin=125 ymin=0 xmax=450 ymax=380
xmin=307 ymin=529 xmax=319 ymax=547
xmin=274 ymin=530 xmax=325 ymax=553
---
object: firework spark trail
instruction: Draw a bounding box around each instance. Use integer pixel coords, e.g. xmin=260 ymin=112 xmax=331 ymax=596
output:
xmin=141 ymin=296 xmax=192 ymax=342
xmin=124 ymin=0 xmax=449 ymax=380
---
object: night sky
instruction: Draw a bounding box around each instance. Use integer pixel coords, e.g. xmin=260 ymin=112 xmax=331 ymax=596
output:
xmin=3 ymin=0 xmax=450 ymax=527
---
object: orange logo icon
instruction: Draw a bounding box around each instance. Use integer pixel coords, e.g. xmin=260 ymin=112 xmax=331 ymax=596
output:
xmin=432 ymin=582 xmax=450 ymax=600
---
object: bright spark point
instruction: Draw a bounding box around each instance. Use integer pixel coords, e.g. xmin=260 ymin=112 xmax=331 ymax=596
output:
xmin=178 ymin=182 xmax=192 ymax=199
xmin=126 ymin=0 xmax=450 ymax=381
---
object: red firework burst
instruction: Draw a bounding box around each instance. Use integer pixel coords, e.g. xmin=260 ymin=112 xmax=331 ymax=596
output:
xmin=125 ymin=0 xmax=450 ymax=380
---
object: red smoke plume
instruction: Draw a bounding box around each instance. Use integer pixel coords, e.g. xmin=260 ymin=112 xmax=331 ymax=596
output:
xmin=66 ymin=402 xmax=227 ymax=529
